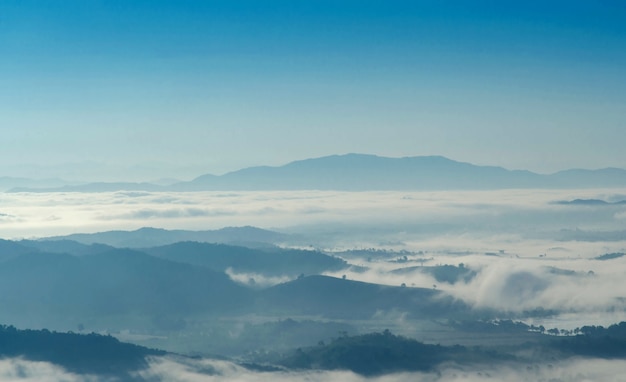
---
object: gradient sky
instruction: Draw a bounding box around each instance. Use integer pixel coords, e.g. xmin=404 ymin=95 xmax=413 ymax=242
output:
xmin=1 ymin=0 xmax=625 ymax=179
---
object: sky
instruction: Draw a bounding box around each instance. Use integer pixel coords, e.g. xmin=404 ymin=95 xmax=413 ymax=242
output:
xmin=1 ymin=0 xmax=626 ymax=180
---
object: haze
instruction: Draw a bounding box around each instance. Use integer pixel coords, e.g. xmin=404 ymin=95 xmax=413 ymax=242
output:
xmin=1 ymin=1 xmax=626 ymax=181
xmin=1 ymin=1 xmax=626 ymax=381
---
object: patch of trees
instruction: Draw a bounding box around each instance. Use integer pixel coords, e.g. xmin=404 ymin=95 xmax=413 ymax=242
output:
xmin=0 ymin=325 xmax=164 ymax=376
xmin=451 ymin=319 xmax=535 ymax=333
xmin=594 ymin=252 xmax=625 ymax=261
xmin=537 ymin=322 xmax=626 ymax=358
xmin=425 ymin=264 xmax=476 ymax=284
xmin=276 ymin=330 xmax=507 ymax=376
xmin=257 ymin=275 xmax=470 ymax=319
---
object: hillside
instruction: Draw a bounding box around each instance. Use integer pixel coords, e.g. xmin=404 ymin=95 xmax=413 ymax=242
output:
xmin=0 ymin=325 xmax=164 ymax=377
xmin=145 ymin=241 xmax=348 ymax=276
xmin=256 ymin=275 xmax=471 ymax=319
xmin=275 ymin=330 xmax=503 ymax=375
xmin=42 ymin=226 xmax=289 ymax=248
xmin=0 ymin=249 xmax=253 ymax=329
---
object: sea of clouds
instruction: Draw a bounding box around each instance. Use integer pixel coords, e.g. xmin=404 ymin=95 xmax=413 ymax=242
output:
xmin=1 ymin=189 xmax=626 ymax=380
xmin=4 ymin=356 xmax=626 ymax=382
xmin=1 ymin=188 xmax=625 ymax=240
xmin=2 ymin=189 xmax=625 ymax=322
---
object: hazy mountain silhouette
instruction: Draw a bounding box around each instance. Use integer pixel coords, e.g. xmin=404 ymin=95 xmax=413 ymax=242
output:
xmin=9 ymin=154 xmax=626 ymax=192
xmin=0 ymin=239 xmax=477 ymax=331
xmin=175 ymin=154 xmax=626 ymax=190
xmin=145 ymin=241 xmax=347 ymax=276
xmin=555 ymin=198 xmax=626 ymax=206
xmin=0 ymin=249 xmax=252 ymax=328
xmin=0 ymin=176 xmax=71 ymax=191
xmin=19 ymin=239 xmax=115 ymax=256
xmin=0 ymin=239 xmax=38 ymax=262
xmin=44 ymin=226 xmax=289 ymax=247
xmin=178 ymin=154 xmax=545 ymax=191
xmin=256 ymin=275 xmax=471 ymax=319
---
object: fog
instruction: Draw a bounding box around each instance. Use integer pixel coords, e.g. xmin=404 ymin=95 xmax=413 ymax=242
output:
xmin=138 ymin=356 xmax=626 ymax=382
xmin=2 ymin=189 xmax=625 ymax=241
xmin=0 ymin=358 xmax=97 ymax=382
xmin=3 ymin=188 xmax=625 ymax=323
xmin=322 ymin=247 xmax=626 ymax=317
xmin=1 ymin=188 xmax=626 ymax=380
xmin=3 ymin=355 xmax=626 ymax=382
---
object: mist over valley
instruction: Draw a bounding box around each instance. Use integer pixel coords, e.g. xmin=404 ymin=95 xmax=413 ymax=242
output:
xmin=3 ymin=0 xmax=626 ymax=378
xmin=1 ymin=161 xmax=625 ymax=380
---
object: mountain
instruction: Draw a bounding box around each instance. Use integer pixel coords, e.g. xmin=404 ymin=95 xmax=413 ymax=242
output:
xmin=555 ymin=198 xmax=626 ymax=206
xmin=8 ymin=154 xmax=626 ymax=192
xmin=0 ymin=239 xmax=38 ymax=262
xmin=178 ymin=154 xmax=547 ymax=191
xmin=19 ymin=239 xmax=115 ymax=256
xmin=145 ymin=241 xmax=348 ymax=276
xmin=0 ymin=325 xmax=164 ymax=378
xmin=0 ymin=249 xmax=252 ymax=329
xmin=549 ymin=168 xmax=626 ymax=188
xmin=0 ymin=176 xmax=71 ymax=192
xmin=275 ymin=331 xmax=493 ymax=376
xmin=43 ymin=226 xmax=289 ymax=247
xmin=256 ymin=275 xmax=471 ymax=319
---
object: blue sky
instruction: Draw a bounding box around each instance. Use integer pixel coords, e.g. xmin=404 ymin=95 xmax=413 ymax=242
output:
xmin=1 ymin=1 xmax=625 ymax=179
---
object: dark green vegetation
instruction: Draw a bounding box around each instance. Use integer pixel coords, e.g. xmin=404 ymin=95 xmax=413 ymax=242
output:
xmin=391 ymin=264 xmax=477 ymax=284
xmin=270 ymin=322 xmax=626 ymax=376
xmin=275 ymin=331 xmax=507 ymax=376
xmin=0 ymin=325 xmax=163 ymax=378
xmin=594 ymin=252 xmax=625 ymax=261
xmin=552 ymin=322 xmax=626 ymax=358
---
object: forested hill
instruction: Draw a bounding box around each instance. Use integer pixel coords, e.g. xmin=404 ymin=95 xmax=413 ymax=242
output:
xmin=0 ymin=325 xmax=164 ymax=377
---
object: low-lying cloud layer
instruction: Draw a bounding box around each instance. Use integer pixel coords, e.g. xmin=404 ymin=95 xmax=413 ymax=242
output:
xmin=2 ymin=188 xmax=625 ymax=241
xmin=3 ymin=355 xmax=626 ymax=382
xmin=0 ymin=358 xmax=97 ymax=382
xmin=3 ymin=188 xmax=625 ymax=325
xmin=137 ymin=356 xmax=626 ymax=382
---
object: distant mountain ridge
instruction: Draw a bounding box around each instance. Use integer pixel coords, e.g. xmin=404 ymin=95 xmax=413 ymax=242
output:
xmin=42 ymin=226 xmax=289 ymax=248
xmin=7 ymin=154 xmax=626 ymax=192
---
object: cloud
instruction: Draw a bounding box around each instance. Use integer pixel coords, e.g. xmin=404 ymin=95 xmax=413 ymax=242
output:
xmin=1 ymin=188 xmax=622 ymax=239
xmin=615 ymin=211 xmax=626 ymax=220
xmin=0 ymin=358 xmax=97 ymax=382
xmin=225 ymin=268 xmax=293 ymax=288
xmin=2 ymin=355 xmax=625 ymax=382
xmin=105 ymin=207 xmax=237 ymax=220
xmin=136 ymin=356 xmax=626 ymax=382
xmin=1 ymin=188 xmax=625 ymax=319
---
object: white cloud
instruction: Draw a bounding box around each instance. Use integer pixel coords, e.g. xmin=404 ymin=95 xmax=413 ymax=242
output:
xmin=3 ymin=188 xmax=626 ymax=323
xmin=0 ymin=358 xmax=97 ymax=382
xmin=137 ymin=356 xmax=626 ymax=382
xmin=225 ymin=268 xmax=293 ymax=288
